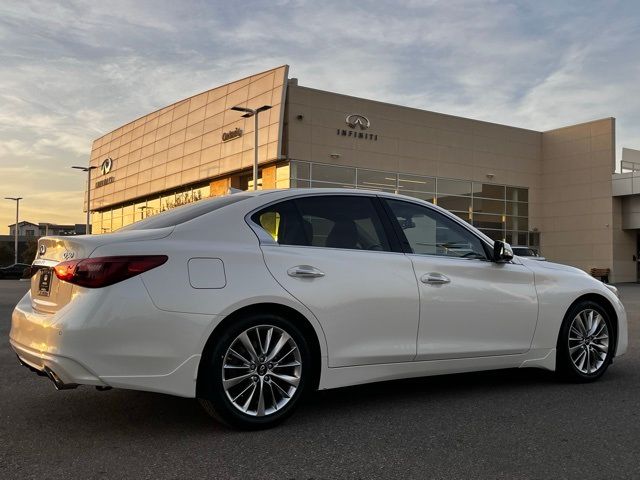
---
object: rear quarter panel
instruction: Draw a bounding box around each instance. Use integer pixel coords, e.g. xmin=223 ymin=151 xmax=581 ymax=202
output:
xmin=90 ymin=199 xmax=329 ymax=359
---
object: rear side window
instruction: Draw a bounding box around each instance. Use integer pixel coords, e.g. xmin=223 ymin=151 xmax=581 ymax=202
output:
xmin=118 ymin=195 xmax=250 ymax=231
xmin=252 ymin=195 xmax=391 ymax=251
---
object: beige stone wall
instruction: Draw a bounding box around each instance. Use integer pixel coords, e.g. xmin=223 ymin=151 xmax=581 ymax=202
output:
xmin=88 ymin=65 xmax=288 ymax=210
xmin=287 ymin=85 xmax=541 ymax=184
xmin=612 ymin=197 xmax=636 ymax=282
xmin=539 ymin=118 xmax=633 ymax=281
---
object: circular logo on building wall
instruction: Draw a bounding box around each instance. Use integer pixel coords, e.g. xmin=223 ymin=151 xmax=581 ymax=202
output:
xmin=100 ymin=157 xmax=113 ymax=175
xmin=346 ymin=114 xmax=370 ymax=130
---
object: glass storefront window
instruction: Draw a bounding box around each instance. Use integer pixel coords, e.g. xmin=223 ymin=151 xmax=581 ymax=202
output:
xmin=402 ymin=191 xmax=435 ymax=203
xmin=311 ymin=164 xmax=356 ymax=185
xmin=473 ymin=213 xmax=504 ymax=230
xmin=290 ymin=161 xmax=310 ymax=180
xmin=291 ymin=179 xmax=311 ymax=188
xmin=310 ymin=181 xmax=356 ymax=189
xmin=480 ymin=229 xmax=505 ymax=242
xmin=506 ymin=201 xmax=528 ymax=217
xmin=506 ymin=186 xmax=528 ymax=203
xmin=506 ymin=216 xmax=529 ymax=231
xmin=436 ymin=195 xmax=471 ymax=213
xmin=147 ymin=197 xmax=161 ymax=217
xmin=473 ymin=183 xmax=505 ymax=200
xmin=357 ymin=169 xmax=396 ymax=191
xmin=437 ymin=179 xmax=472 ymax=197
xmin=398 ymin=174 xmax=435 ymax=193
xmin=472 ymin=198 xmax=504 ymax=215
xmin=505 ymin=232 xmax=529 ymax=246
xmin=122 ymin=204 xmax=135 ymax=225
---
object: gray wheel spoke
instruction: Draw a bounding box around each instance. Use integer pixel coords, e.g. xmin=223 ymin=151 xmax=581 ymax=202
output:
xmin=273 ymin=360 xmax=301 ymax=369
xmin=266 ymin=331 xmax=291 ymax=362
xmin=268 ymin=382 xmax=278 ymax=411
xmin=270 ymin=372 xmax=300 ymax=388
xmin=263 ymin=327 xmax=273 ymax=356
xmin=274 ymin=346 xmax=297 ymax=365
xmin=570 ymin=326 xmax=583 ymax=339
xmin=238 ymin=331 xmax=259 ymax=362
xmin=241 ymin=383 xmax=257 ymax=412
xmin=222 ymin=324 xmax=302 ymax=417
xmin=270 ymin=378 xmax=291 ymax=399
xmin=256 ymin=380 xmax=266 ymax=416
xmin=224 ymin=363 xmax=250 ymax=370
xmin=232 ymin=381 xmax=256 ymax=403
xmin=569 ymin=345 xmax=583 ymax=354
xmin=592 ymin=342 xmax=608 ymax=352
xmin=575 ymin=315 xmax=587 ymax=336
xmin=223 ymin=372 xmax=253 ymax=389
xmin=228 ymin=348 xmax=250 ymax=365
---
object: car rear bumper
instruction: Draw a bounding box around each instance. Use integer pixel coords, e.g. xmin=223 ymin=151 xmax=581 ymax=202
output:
xmin=11 ymin=338 xmax=107 ymax=388
xmin=10 ymin=280 xmax=218 ymax=398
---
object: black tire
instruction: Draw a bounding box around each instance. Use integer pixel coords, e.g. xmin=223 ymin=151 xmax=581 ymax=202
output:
xmin=198 ymin=312 xmax=311 ymax=430
xmin=556 ymin=300 xmax=614 ymax=382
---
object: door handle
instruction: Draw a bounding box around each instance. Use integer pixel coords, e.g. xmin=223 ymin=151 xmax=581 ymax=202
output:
xmin=287 ymin=265 xmax=325 ymax=278
xmin=421 ymin=272 xmax=450 ymax=285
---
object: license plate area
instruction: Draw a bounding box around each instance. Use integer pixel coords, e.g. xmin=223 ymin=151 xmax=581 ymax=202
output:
xmin=38 ymin=268 xmax=53 ymax=297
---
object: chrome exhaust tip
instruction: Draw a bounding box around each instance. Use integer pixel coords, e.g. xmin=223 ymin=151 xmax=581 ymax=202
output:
xmin=43 ymin=367 xmax=78 ymax=390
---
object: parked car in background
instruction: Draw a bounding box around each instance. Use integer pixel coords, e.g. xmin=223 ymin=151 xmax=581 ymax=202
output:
xmin=0 ymin=263 xmax=31 ymax=279
xmin=512 ymin=246 xmax=546 ymax=261
xmin=10 ymin=189 xmax=627 ymax=429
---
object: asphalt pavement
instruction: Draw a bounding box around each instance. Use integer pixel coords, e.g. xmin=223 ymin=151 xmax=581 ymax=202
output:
xmin=1 ymin=279 xmax=638 ymax=479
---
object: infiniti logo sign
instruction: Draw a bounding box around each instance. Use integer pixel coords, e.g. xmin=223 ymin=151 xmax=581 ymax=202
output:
xmin=346 ymin=114 xmax=370 ymax=130
xmin=101 ymin=157 xmax=113 ymax=175
xmin=337 ymin=113 xmax=378 ymax=141
xmin=38 ymin=244 xmax=46 ymax=255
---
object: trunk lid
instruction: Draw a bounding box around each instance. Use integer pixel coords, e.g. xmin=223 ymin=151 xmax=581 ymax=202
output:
xmin=31 ymin=227 xmax=173 ymax=314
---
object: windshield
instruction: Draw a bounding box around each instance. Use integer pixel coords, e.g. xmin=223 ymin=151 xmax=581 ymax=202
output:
xmin=118 ymin=195 xmax=250 ymax=231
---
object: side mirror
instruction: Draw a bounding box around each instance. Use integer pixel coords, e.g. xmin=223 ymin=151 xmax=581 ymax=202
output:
xmin=493 ymin=240 xmax=514 ymax=262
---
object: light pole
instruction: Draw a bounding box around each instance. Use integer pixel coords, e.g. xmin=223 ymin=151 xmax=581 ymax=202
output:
xmin=5 ymin=197 xmax=22 ymax=264
xmin=72 ymin=166 xmax=97 ymax=234
xmin=231 ymin=105 xmax=272 ymax=190
xmin=138 ymin=206 xmax=151 ymax=220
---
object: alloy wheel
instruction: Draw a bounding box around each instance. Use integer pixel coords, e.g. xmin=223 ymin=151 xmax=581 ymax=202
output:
xmin=222 ymin=325 xmax=302 ymax=416
xmin=567 ymin=309 xmax=609 ymax=374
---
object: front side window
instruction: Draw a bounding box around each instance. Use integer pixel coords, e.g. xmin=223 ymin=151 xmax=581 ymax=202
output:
xmin=252 ymin=195 xmax=391 ymax=251
xmin=386 ymin=199 xmax=487 ymax=259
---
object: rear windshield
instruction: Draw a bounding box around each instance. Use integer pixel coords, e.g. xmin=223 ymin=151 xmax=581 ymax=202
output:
xmin=118 ymin=195 xmax=250 ymax=231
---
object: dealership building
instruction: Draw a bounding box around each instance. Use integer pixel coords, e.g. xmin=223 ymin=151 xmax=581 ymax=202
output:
xmin=86 ymin=65 xmax=637 ymax=282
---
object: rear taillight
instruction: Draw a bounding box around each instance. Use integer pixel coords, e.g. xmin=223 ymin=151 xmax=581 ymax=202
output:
xmin=53 ymin=255 xmax=168 ymax=288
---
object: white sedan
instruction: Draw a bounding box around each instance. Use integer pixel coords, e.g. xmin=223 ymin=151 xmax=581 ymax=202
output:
xmin=10 ymin=189 xmax=628 ymax=429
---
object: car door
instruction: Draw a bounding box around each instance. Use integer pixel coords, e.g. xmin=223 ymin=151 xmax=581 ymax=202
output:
xmin=383 ymin=198 xmax=538 ymax=361
xmin=251 ymin=193 xmax=420 ymax=367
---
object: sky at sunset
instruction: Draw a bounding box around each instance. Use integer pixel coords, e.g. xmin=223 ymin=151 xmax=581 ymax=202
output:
xmin=1 ymin=0 xmax=639 ymax=234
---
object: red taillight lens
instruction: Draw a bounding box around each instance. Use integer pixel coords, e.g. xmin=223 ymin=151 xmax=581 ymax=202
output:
xmin=54 ymin=255 xmax=168 ymax=288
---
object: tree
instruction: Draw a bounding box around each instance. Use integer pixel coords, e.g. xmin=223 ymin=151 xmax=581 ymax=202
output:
xmin=0 ymin=243 xmax=12 ymax=266
xmin=21 ymin=240 xmax=38 ymax=264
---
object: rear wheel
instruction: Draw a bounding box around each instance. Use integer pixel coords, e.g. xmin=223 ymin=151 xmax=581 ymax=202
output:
xmin=199 ymin=313 xmax=310 ymax=429
xmin=557 ymin=300 xmax=613 ymax=382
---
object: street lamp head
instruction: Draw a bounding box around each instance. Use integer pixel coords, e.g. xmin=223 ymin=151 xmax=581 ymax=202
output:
xmin=5 ymin=197 xmax=22 ymax=201
xmin=255 ymin=105 xmax=272 ymax=113
xmin=231 ymin=106 xmax=255 ymax=115
xmin=71 ymin=165 xmax=97 ymax=171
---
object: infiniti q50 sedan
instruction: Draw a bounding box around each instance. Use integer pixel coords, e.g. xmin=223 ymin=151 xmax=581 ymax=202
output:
xmin=10 ymin=189 xmax=628 ymax=429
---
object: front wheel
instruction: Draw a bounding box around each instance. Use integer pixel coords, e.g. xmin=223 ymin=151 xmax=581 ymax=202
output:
xmin=556 ymin=301 xmax=614 ymax=382
xmin=198 ymin=313 xmax=310 ymax=429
